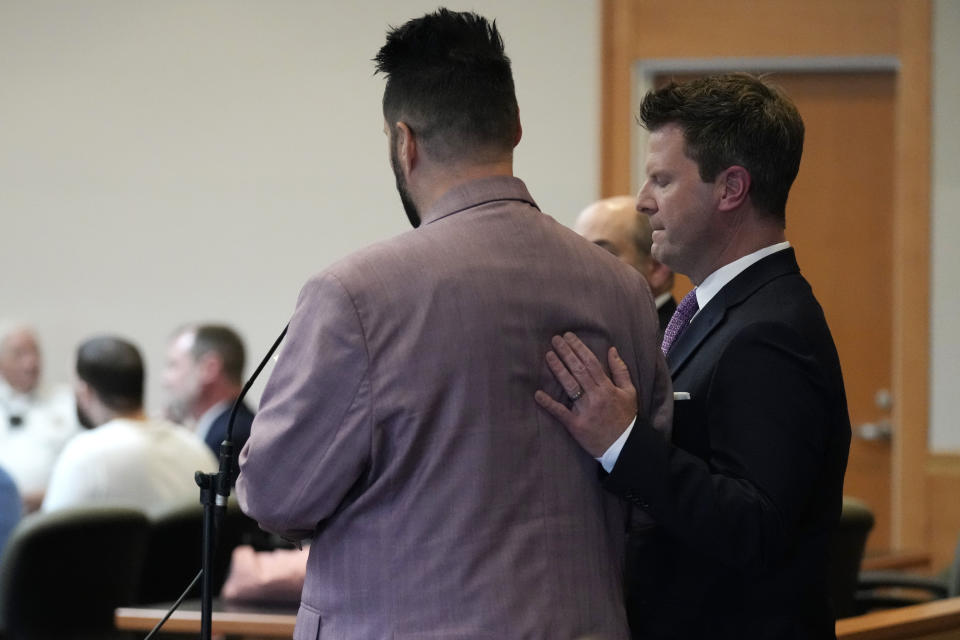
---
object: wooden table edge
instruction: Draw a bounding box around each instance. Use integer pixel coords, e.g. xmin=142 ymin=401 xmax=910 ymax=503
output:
xmin=836 ymin=597 xmax=960 ymax=639
xmin=115 ymin=605 xmax=297 ymax=636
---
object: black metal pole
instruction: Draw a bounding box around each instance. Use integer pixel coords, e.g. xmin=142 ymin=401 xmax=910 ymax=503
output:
xmin=196 ymin=471 xmax=217 ymax=640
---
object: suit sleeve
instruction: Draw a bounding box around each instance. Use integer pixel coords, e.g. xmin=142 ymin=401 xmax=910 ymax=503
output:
xmin=605 ymin=321 xmax=832 ymax=574
xmin=237 ymin=272 xmax=372 ymax=539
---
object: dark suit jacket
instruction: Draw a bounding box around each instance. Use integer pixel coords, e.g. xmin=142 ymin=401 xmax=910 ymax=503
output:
xmin=205 ymin=401 xmax=255 ymax=460
xmin=606 ymin=248 xmax=851 ymax=640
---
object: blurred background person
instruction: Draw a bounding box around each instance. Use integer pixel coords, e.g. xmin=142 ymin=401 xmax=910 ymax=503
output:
xmin=0 ymin=465 xmax=21 ymax=557
xmin=0 ymin=322 xmax=79 ymax=511
xmin=575 ymin=196 xmax=676 ymax=337
xmin=162 ymin=324 xmax=254 ymax=458
xmin=42 ymin=335 xmax=216 ymax=512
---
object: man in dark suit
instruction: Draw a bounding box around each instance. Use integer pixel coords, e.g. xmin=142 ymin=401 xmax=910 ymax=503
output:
xmin=575 ymin=195 xmax=676 ymax=340
xmin=536 ymin=73 xmax=851 ymax=639
xmin=162 ymin=324 xmax=254 ymax=457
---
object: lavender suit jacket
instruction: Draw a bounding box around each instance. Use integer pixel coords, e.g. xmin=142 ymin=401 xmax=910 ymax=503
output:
xmin=237 ymin=176 xmax=672 ymax=640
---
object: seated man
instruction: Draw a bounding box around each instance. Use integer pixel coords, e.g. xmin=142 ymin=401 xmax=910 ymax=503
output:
xmin=162 ymin=324 xmax=254 ymax=458
xmin=0 ymin=322 xmax=79 ymax=509
xmin=575 ymin=196 xmax=676 ymax=338
xmin=42 ymin=335 xmax=216 ymax=512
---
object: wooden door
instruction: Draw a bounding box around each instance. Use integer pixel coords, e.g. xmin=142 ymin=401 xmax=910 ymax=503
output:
xmin=602 ymin=0 xmax=932 ymax=554
xmin=660 ymin=72 xmax=896 ymax=550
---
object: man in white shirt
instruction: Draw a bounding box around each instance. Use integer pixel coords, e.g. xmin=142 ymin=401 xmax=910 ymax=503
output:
xmin=43 ymin=335 xmax=216 ymax=513
xmin=0 ymin=322 xmax=78 ymax=510
xmin=575 ymin=195 xmax=677 ymax=338
xmin=536 ymin=73 xmax=851 ymax=639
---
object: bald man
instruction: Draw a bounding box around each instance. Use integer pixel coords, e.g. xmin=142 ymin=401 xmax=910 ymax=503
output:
xmin=0 ymin=323 xmax=78 ymax=509
xmin=575 ymin=196 xmax=676 ymax=335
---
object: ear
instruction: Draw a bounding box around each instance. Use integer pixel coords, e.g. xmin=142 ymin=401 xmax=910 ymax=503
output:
xmin=394 ymin=121 xmax=418 ymax=176
xmin=74 ymin=378 xmax=93 ymax=407
xmin=197 ymin=352 xmax=222 ymax=385
xmin=74 ymin=377 xmax=105 ymax=418
xmin=716 ymin=165 xmax=751 ymax=212
xmin=513 ymin=114 xmax=523 ymax=147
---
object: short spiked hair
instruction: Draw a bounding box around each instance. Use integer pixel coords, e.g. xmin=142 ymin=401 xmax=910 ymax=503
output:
xmin=374 ymin=8 xmax=520 ymax=163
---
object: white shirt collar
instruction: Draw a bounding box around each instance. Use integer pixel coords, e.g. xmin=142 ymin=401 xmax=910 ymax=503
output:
xmin=0 ymin=377 xmax=35 ymax=415
xmin=654 ymin=292 xmax=673 ymax=309
xmin=194 ymin=400 xmax=231 ymax=442
xmin=695 ymin=241 xmax=791 ymax=312
xmin=0 ymin=378 xmax=27 ymax=402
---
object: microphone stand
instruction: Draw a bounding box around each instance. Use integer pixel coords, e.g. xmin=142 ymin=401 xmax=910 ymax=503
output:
xmin=143 ymin=324 xmax=287 ymax=640
xmin=196 ymin=324 xmax=287 ymax=640
xmin=195 ymin=449 xmax=229 ymax=640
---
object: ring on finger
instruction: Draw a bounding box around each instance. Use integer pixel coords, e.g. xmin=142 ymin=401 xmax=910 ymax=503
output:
xmin=569 ymin=388 xmax=585 ymax=402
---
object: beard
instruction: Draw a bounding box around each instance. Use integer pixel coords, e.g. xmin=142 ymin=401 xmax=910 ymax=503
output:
xmin=76 ymin=403 xmax=96 ymax=430
xmin=390 ymin=140 xmax=420 ymax=228
xmin=163 ymin=384 xmax=199 ymax=425
xmin=162 ymin=371 xmax=202 ymax=425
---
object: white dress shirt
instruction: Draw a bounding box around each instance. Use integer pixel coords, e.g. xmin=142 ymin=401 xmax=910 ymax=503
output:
xmin=194 ymin=400 xmax=231 ymax=443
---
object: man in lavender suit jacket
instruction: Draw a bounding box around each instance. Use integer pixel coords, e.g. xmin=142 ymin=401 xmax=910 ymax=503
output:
xmin=237 ymin=9 xmax=672 ymax=640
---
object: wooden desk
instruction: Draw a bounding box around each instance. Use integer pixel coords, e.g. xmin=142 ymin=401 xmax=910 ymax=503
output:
xmin=115 ymin=600 xmax=296 ymax=639
xmin=862 ymin=550 xmax=934 ymax=572
xmin=119 ymin=597 xmax=960 ymax=640
xmin=837 ymin=597 xmax=960 ymax=640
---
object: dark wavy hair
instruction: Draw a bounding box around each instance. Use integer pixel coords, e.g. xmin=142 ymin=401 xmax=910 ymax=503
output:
xmin=639 ymin=73 xmax=804 ymax=225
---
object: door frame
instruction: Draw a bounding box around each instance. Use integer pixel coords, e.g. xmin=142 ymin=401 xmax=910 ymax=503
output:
xmin=600 ymin=0 xmax=931 ymax=549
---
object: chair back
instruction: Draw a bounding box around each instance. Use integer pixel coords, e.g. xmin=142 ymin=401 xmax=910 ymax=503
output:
xmin=947 ymin=532 xmax=960 ymax=598
xmin=0 ymin=506 xmax=150 ymax=639
xmin=138 ymin=501 xmax=203 ymax=604
xmin=136 ymin=498 xmax=264 ymax=604
xmin=827 ymin=496 xmax=875 ymax=618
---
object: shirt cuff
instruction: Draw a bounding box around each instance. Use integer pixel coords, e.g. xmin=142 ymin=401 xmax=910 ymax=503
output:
xmin=595 ymin=417 xmax=636 ymax=473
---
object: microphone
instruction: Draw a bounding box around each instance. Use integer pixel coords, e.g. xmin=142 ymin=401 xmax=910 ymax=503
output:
xmin=215 ymin=323 xmax=288 ymax=506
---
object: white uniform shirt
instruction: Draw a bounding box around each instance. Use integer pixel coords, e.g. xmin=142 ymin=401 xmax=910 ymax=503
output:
xmin=42 ymin=417 xmax=217 ymax=513
xmin=0 ymin=379 xmax=79 ymax=495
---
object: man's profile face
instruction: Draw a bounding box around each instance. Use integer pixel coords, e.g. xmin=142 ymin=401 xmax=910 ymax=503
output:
xmin=0 ymin=328 xmax=41 ymax=394
xmin=386 ymin=121 xmax=421 ymax=229
xmin=637 ymin=124 xmax=721 ymax=282
xmin=162 ymin=331 xmax=202 ymax=422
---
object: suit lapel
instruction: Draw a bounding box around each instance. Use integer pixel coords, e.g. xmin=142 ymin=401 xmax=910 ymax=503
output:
xmin=666 ymin=248 xmax=802 ymax=376
xmin=666 ymin=299 xmax=724 ymax=374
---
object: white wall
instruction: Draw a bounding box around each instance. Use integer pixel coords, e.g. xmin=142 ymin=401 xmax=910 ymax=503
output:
xmin=930 ymin=0 xmax=960 ymax=451
xmin=0 ymin=1 xmax=599 ymax=412
xmin=3 ymin=1 xmax=957 ymax=451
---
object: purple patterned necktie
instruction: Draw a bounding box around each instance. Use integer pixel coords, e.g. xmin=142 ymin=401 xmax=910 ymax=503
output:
xmin=661 ymin=288 xmax=699 ymax=355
